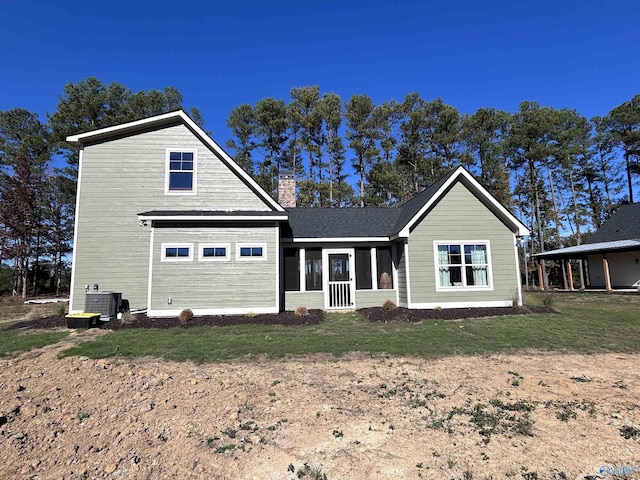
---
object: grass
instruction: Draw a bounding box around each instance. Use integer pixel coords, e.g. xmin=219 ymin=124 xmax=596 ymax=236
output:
xmin=0 ymin=297 xmax=69 ymax=357
xmin=53 ymin=292 xmax=640 ymax=362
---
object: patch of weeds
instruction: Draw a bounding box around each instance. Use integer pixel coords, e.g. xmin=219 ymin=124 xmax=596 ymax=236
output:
xmin=271 ymin=380 xmax=281 ymax=387
xmin=522 ymin=472 xmax=539 ymax=480
xmin=541 ymin=293 xmax=555 ymax=308
xmin=446 ymin=456 xmax=457 ymax=469
xmin=239 ymin=421 xmax=258 ymax=432
xmin=620 ymin=425 xmax=640 ymax=439
xmin=569 ymin=375 xmax=591 ymax=383
xmin=77 ymin=411 xmax=90 ymax=421
xmin=214 ymin=444 xmax=236 ymax=454
xmin=267 ymin=418 xmax=288 ymax=431
xmin=613 ymin=380 xmax=628 ymax=389
xmin=294 ymin=462 xmax=328 ymax=480
xmin=332 ymin=429 xmax=343 ymax=438
xmin=537 ymin=380 xmax=548 ymax=387
xmin=547 ymin=400 xmax=596 ymax=422
xmin=461 ymin=470 xmax=474 ymax=480
xmin=222 ymin=427 xmax=237 ymax=439
xmin=508 ymin=371 xmax=523 ymax=387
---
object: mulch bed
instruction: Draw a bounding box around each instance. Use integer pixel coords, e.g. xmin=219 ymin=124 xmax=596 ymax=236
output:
xmin=360 ymin=305 xmax=556 ymax=322
xmin=8 ymin=306 xmax=555 ymax=331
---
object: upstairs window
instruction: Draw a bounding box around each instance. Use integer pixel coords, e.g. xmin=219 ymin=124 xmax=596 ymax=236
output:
xmin=166 ymin=150 xmax=196 ymax=194
xmin=436 ymin=242 xmax=491 ymax=289
xmin=199 ymin=244 xmax=229 ymax=261
xmin=162 ymin=243 xmax=193 ymax=262
xmin=237 ymin=244 xmax=266 ymax=260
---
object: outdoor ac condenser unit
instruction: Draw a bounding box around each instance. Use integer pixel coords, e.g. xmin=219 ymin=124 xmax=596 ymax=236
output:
xmin=84 ymin=291 xmax=122 ymax=320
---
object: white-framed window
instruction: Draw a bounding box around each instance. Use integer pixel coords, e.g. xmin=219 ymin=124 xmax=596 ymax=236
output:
xmin=434 ymin=241 xmax=492 ymax=290
xmin=199 ymin=243 xmax=230 ymax=261
xmin=236 ymin=243 xmax=267 ymax=260
xmin=165 ymin=149 xmax=197 ymax=194
xmin=161 ymin=243 xmax=194 ymax=262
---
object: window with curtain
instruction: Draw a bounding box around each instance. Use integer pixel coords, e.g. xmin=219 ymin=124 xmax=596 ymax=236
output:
xmin=436 ymin=243 xmax=489 ymax=288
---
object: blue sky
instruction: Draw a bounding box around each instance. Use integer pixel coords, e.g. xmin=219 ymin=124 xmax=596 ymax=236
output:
xmin=1 ymin=0 xmax=638 ymax=144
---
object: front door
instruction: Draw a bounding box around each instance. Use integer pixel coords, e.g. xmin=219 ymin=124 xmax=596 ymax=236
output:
xmin=324 ymin=249 xmax=355 ymax=309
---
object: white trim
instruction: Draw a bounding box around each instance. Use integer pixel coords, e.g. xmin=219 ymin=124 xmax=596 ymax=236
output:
xmin=397 ymin=167 xmax=530 ymax=238
xmin=408 ymin=300 xmax=512 ymax=309
xmin=289 ymin=236 xmax=389 ymax=243
xmin=433 ymin=240 xmax=494 ymax=292
xmin=147 ymin=227 xmax=154 ymax=310
xmin=148 ymin=306 xmax=279 ymax=317
xmin=68 ymin=149 xmax=84 ymax=313
xmin=139 ymin=214 xmax=288 ymax=222
xmin=198 ymin=243 xmax=230 ymax=261
xmin=274 ymin=227 xmax=280 ymax=310
xmin=299 ymin=248 xmax=306 ymax=292
xmin=165 ymin=148 xmax=197 ymax=196
xmin=161 ymin=243 xmax=194 ymax=261
xmin=66 ymin=110 xmax=284 ymax=212
xmin=323 ymin=248 xmax=355 ymax=309
xmin=513 ymin=233 xmax=523 ymax=307
xmin=404 ymin=241 xmax=412 ymax=306
xmin=236 ymin=243 xmax=267 ymax=261
xmin=370 ymin=247 xmax=378 ymax=291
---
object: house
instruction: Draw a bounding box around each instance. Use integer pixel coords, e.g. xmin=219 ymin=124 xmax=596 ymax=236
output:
xmin=535 ymin=203 xmax=640 ymax=290
xmin=67 ymin=110 xmax=530 ymax=317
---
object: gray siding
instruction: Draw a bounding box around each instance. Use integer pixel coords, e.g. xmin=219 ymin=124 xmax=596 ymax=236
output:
xmin=71 ymin=124 xmax=272 ymax=311
xmin=396 ymin=241 xmax=408 ymax=306
xmin=284 ymin=291 xmax=325 ymax=310
xmin=408 ymin=181 xmax=518 ymax=305
xmin=151 ymin=226 xmax=278 ymax=314
xmin=355 ymin=290 xmax=397 ymax=308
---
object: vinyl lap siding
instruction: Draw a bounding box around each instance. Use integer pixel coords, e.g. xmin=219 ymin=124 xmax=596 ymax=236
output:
xmin=408 ymin=181 xmax=518 ymax=305
xmin=71 ymin=124 xmax=272 ymax=311
xmin=151 ymin=226 xmax=278 ymax=314
xmin=284 ymin=291 xmax=324 ymax=310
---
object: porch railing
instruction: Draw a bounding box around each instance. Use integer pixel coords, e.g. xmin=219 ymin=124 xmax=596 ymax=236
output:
xmin=328 ymin=281 xmax=352 ymax=308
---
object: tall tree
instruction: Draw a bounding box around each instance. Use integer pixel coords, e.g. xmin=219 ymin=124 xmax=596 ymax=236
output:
xmin=226 ymin=104 xmax=256 ymax=174
xmin=345 ymin=94 xmax=379 ymax=207
xmin=253 ymin=98 xmax=289 ymax=195
xmin=608 ymin=94 xmax=640 ymax=203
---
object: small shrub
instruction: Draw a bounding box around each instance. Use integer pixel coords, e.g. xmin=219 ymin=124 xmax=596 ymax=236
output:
xmin=56 ymin=303 xmax=67 ymax=315
xmin=541 ymin=293 xmax=555 ymax=308
xmin=382 ymin=300 xmax=396 ymax=311
xmin=178 ymin=308 xmax=194 ymax=324
xmin=121 ymin=311 xmax=135 ymax=325
xmin=620 ymin=425 xmax=640 ymax=439
xmin=294 ymin=306 xmax=309 ymax=317
xmin=246 ymin=311 xmax=257 ymax=318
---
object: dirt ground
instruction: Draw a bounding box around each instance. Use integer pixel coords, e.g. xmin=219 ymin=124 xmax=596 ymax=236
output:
xmin=2 ymin=331 xmax=640 ymax=480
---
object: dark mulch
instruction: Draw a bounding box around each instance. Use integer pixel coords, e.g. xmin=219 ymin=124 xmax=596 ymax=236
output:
xmin=7 ymin=310 xmax=325 ymax=331
xmin=359 ymin=305 xmax=556 ymax=323
xmin=7 ymin=306 xmax=555 ymax=331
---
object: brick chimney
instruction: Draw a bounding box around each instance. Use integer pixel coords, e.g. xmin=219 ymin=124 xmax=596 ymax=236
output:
xmin=278 ymin=170 xmax=296 ymax=208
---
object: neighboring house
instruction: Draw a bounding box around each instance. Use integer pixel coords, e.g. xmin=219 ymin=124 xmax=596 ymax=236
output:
xmin=536 ymin=203 xmax=640 ymax=290
xmin=67 ymin=110 xmax=529 ymax=317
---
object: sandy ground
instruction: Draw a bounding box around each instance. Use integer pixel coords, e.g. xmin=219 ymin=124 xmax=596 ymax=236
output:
xmin=1 ymin=330 xmax=640 ymax=480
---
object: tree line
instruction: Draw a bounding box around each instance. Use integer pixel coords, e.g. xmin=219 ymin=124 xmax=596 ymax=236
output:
xmin=1 ymin=78 xmax=638 ymax=296
xmin=0 ymin=77 xmax=204 ymax=297
xmin=226 ymin=87 xmax=640 ymax=288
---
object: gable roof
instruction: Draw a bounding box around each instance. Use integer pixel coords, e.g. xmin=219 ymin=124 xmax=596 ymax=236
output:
xmin=588 ymin=203 xmax=640 ymax=243
xmin=66 ymin=110 xmax=284 ymax=212
xmin=286 ymin=167 xmax=529 ymax=241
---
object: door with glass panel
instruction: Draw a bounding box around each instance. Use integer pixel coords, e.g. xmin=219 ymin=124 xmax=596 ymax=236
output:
xmin=324 ymin=250 xmax=355 ymax=309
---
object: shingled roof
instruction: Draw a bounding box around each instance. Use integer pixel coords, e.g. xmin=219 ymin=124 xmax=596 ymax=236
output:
xmin=588 ymin=203 xmax=640 ymax=244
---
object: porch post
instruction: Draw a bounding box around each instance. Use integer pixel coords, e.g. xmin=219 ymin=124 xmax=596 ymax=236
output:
xmin=602 ymin=254 xmax=612 ymax=291
xmin=537 ymin=263 xmax=544 ymax=290
xmin=565 ymin=259 xmax=574 ymax=291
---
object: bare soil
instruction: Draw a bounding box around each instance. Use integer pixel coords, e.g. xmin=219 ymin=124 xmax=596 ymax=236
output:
xmin=1 ymin=332 xmax=639 ymax=480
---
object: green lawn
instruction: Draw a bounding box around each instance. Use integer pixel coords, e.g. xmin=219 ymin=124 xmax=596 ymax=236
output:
xmin=55 ymin=292 xmax=640 ymax=362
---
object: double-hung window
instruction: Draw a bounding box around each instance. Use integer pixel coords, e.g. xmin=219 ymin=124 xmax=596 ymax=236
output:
xmin=166 ymin=149 xmax=196 ymax=194
xmin=435 ymin=242 xmax=491 ymax=289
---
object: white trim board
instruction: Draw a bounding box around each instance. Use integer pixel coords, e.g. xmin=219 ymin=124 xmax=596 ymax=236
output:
xmin=148 ymin=306 xmax=279 ymax=317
